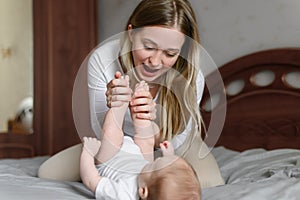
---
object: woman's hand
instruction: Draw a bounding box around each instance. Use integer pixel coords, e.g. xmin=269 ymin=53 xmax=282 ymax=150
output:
xmin=160 ymin=141 xmax=174 ymax=156
xmin=105 ymin=71 xmax=132 ymax=107
xmin=130 ymin=81 xmax=157 ymax=121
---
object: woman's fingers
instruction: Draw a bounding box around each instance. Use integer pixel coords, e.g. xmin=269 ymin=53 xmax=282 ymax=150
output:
xmin=135 ymin=112 xmax=156 ymax=120
xmin=114 ymin=71 xmax=122 ymax=79
xmin=107 ymin=100 xmax=126 ymax=108
xmin=107 ymin=78 xmax=129 ymax=90
xmin=130 ymin=84 xmax=157 ymax=120
xmin=106 ymin=72 xmax=131 ymax=108
xmin=131 ymin=90 xmax=152 ymax=100
xmin=131 ymin=102 xmax=157 ymax=120
xmin=130 ymin=97 xmax=154 ymax=107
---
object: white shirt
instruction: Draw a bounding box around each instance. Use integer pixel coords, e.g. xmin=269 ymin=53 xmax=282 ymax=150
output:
xmin=88 ymin=38 xmax=204 ymax=149
xmin=95 ymin=136 xmax=148 ymax=200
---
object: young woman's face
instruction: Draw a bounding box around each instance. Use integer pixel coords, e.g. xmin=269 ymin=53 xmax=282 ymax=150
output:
xmin=129 ymin=26 xmax=185 ymax=83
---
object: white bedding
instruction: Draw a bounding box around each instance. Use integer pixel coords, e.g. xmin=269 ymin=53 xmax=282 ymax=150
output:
xmin=203 ymin=147 xmax=300 ymax=200
xmin=0 ymin=156 xmax=93 ymax=200
xmin=1 ymin=147 xmax=300 ymax=199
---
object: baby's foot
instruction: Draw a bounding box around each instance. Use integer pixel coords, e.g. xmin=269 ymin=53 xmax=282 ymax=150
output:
xmin=131 ymin=81 xmax=151 ymax=127
xmin=131 ymin=81 xmax=159 ymax=140
xmin=82 ymin=137 xmax=101 ymax=157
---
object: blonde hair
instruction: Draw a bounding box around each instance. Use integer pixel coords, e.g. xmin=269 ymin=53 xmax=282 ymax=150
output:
xmin=146 ymin=158 xmax=201 ymax=200
xmin=119 ymin=0 xmax=202 ymax=150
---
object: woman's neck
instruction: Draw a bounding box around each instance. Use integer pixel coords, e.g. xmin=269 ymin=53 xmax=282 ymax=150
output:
xmin=149 ymin=84 xmax=159 ymax=99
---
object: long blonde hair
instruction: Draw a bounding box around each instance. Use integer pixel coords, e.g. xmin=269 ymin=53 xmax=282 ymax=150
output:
xmin=119 ymin=0 xmax=202 ymax=150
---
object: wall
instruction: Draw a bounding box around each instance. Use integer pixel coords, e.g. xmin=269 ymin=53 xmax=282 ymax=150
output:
xmin=97 ymin=0 xmax=300 ymax=67
xmin=0 ymin=0 xmax=33 ymax=131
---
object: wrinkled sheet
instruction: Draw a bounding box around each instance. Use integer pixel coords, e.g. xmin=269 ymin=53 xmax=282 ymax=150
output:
xmin=1 ymin=147 xmax=300 ymax=200
xmin=0 ymin=156 xmax=93 ymax=200
xmin=203 ymin=147 xmax=300 ymax=200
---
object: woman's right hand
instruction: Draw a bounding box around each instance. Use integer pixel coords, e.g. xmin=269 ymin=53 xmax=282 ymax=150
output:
xmin=105 ymin=71 xmax=132 ymax=107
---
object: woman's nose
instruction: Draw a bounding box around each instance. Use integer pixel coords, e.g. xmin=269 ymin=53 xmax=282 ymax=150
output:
xmin=150 ymin=50 xmax=163 ymax=67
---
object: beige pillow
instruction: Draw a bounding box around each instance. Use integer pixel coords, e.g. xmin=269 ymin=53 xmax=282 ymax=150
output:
xmin=176 ymin=134 xmax=225 ymax=188
xmin=38 ymin=143 xmax=82 ymax=182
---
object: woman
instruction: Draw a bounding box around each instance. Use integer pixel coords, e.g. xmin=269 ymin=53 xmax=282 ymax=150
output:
xmin=88 ymin=0 xmax=204 ymax=152
xmin=39 ymin=0 xmax=224 ymax=189
xmin=88 ymin=0 xmax=224 ymax=188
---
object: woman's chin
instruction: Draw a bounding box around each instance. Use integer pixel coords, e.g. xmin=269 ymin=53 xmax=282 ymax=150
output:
xmin=139 ymin=74 xmax=162 ymax=84
xmin=136 ymin=70 xmax=159 ymax=83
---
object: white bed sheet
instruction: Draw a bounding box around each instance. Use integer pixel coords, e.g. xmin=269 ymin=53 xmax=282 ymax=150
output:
xmin=203 ymin=147 xmax=300 ymax=200
xmin=1 ymin=147 xmax=300 ymax=199
xmin=0 ymin=156 xmax=93 ymax=200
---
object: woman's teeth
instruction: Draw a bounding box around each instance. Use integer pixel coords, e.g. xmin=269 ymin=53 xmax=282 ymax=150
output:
xmin=144 ymin=64 xmax=158 ymax=73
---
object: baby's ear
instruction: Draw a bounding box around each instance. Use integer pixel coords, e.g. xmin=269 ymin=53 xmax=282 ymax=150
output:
xmin=138 ymin=187 xmax=148 ymax=199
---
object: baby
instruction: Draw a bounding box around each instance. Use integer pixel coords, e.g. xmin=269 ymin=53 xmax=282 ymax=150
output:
xmin=80 ymin=78 xmax=201 ymax=200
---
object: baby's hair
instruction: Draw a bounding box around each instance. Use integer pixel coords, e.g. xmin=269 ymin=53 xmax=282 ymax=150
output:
xmin=147 ymin=157 xmax=201 ymax=200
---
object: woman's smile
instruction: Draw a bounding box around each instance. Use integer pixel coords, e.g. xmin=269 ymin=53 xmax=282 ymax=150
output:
xmin=142 ymin=64 xmax=160 ymax=75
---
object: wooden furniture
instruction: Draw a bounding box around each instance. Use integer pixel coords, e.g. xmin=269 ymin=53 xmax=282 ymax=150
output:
xmin=0 ymin=0 xmax=98 ymax=158
xmin=200 ymin=48 xmax=300 ymax=151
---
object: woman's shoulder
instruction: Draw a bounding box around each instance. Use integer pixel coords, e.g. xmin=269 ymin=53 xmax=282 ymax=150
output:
xmin=90 ymin=38 xmax=121 ymax=63
xmin=88 ymin=38 xmax=122 ymax=74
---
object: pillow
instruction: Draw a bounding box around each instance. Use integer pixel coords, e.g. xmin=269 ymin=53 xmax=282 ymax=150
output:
xmin=38 ymin=143 xmax=82 ymax=182
xmin=176 ymin=134 xmax=225 ymax=188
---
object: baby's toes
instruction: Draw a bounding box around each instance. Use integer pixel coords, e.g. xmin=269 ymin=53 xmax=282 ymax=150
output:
xmin=135 ymin=81 xmax=145 ymax=90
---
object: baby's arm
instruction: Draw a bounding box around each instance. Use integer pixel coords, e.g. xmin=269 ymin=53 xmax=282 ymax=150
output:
xmin=80 ymin=137 xmax=102 ymax=193
xmin=94 ymin=73 xmax=130 ymax=164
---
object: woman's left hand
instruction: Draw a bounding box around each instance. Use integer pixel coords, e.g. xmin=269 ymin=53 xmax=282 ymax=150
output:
xmin=130 ymin=84 xmax=157 ymax=121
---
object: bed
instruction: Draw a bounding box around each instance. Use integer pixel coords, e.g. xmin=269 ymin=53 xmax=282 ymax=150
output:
xmin=1 ymin=48 xmax=300 ymax=199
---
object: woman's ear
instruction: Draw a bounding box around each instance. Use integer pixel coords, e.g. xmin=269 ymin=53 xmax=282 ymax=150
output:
xmin=138 ymin=186 xmax=148 ymax=199
xmin=128 ymin=24 xmax=133 ymax=41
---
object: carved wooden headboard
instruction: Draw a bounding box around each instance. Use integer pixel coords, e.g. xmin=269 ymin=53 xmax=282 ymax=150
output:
xmin=200 ymin=48 xmax=300 ymax=151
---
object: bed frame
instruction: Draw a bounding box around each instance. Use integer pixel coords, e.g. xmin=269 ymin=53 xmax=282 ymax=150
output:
xmin=200 ymin=48 xmax=300 ymax=151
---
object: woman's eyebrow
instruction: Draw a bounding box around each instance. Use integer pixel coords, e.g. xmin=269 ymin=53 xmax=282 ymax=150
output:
xmin=166 ymin=48 xmax=180 ymax=53
xmin=143 ymin=38 xmax=180 ymax=52
xmin=143 ymin=38 xmax=157 ymax=46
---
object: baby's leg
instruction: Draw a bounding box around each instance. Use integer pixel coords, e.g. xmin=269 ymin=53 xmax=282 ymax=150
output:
xmin=132 ymin=81 xmax=158 ymax=161
xmin=80 ymin=137 xmax=102 ymax=193
xmin=95 ymin=75 xmax=130 ymax=164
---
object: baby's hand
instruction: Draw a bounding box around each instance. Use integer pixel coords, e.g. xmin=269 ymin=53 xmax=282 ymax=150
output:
xmin=160 ymin=141 xmax=174 ymax=156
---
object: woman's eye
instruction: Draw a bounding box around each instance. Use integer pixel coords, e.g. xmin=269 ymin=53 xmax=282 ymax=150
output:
xmin=144 ymin=45 xmax=155 ymax=50
xmin=166 ymin=52 xmax=178 ymax=57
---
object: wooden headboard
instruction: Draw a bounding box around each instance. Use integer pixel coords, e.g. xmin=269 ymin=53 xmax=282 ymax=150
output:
xmin=200 ymin=48 xmax=300 ymax=151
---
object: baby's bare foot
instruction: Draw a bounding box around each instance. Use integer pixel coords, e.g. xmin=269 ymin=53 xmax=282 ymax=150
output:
xmin=131 ymin=81 xmax=159 ymax=141
xmin=82 ymin=137 xmax=101 ymax=157
xmin=132 ymin=81 xmax=150 ymax=127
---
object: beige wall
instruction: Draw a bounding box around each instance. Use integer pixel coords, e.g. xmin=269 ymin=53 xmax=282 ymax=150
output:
xmin=98 ymin=0 xmax=300 ymax=67
xmin=0 ymin=0 xmax=33 ymax=132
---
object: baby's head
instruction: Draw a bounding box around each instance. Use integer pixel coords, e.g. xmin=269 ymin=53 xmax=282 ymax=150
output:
xmin=138 ymin=155 xmax=201 ymax=200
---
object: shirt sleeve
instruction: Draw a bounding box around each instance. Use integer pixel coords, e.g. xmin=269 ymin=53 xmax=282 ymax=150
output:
xmin=88 ymin=50 xmax=111 ymax=139
xmin=171 ymin=71 xmax=205 ymax=149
